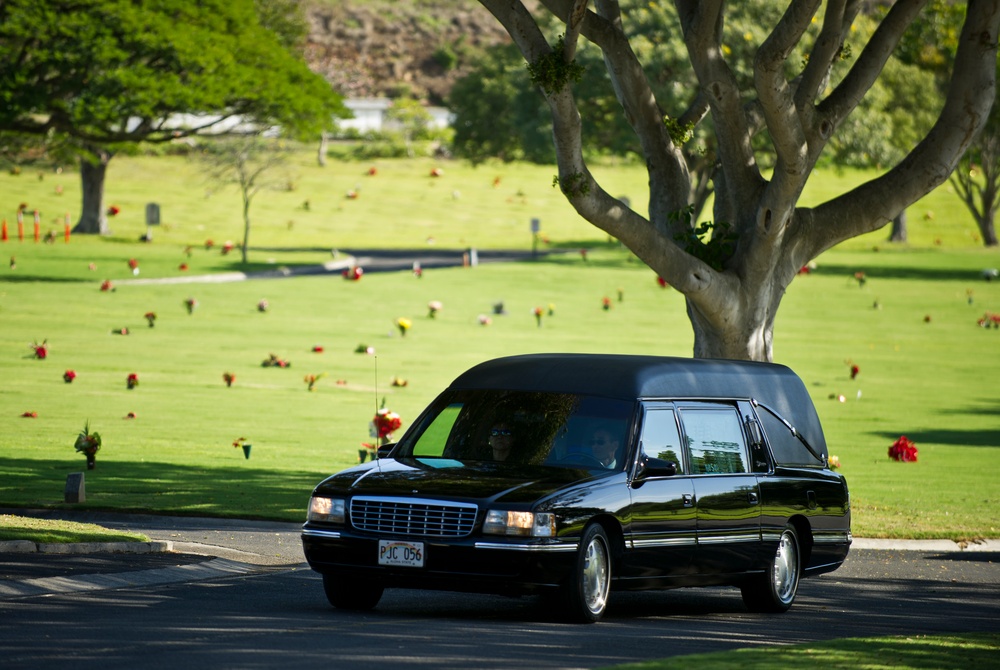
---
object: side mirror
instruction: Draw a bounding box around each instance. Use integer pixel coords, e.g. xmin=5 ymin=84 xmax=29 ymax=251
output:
xmin=636 ymin=456 xmax=677 ymax=479
xmin=376 ymin=442 xmax=397 ymax=459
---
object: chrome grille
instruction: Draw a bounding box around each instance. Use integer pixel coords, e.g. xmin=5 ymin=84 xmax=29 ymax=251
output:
xmin=350 ymin=497 xmax=478 ymax=537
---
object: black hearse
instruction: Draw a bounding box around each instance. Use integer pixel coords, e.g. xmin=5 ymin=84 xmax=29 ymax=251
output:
xmin=302 ymin=354 xmax=851 ymax=622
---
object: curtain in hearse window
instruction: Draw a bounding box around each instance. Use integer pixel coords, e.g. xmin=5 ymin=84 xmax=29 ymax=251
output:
xmin=758 ymin=410 xmax=824 ymax=467
xmin=678 ymin=407 xmax=749 ymax=475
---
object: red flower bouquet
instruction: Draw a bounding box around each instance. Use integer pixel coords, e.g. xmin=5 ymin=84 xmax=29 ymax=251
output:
xmin=888 ymin=436 xmax=918 ymax=462
xmin=126 ymin=373 xmax=139 ymax=389
xmin=371 ymin=408 xmax=403 ymax=442
xmin=63 ymin=370 xmax=76 ymax=383
xmin=31 ymin=340 xmax=48 ymax=359
xmin=223 ymin=372 xmax=235 ymax=387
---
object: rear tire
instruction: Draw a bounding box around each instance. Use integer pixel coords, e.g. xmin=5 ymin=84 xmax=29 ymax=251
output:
xmin=741 ymin=523 xmax=801 ymax=613
xmin=322 ymin=573 xmax=384 ymax=611
xmin=561 ymin=523 xmax=611 ymax=623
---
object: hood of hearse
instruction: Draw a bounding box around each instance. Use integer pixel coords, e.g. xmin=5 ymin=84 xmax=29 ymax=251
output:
xmin=312 ymin=457 xmax=610 ymax=505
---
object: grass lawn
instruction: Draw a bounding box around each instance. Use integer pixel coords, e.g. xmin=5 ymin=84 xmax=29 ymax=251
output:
xmin=0 ymin=151 xmax=998 ymax=539
xmin=605 ymin=632 xmax=1000 ymax=670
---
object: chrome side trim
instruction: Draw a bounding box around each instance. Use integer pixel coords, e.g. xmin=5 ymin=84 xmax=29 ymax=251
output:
xmin=302 ymin=529 xmax=342 ymax=540
xmin=696 ymin=534 xmax=761 ymax=545
xmin=813 ymin=531 xmax=853 ymax=544
xmin=629 ymin=537 xmax=697 ymax=549
xmin=474 ymin=541 xmax=579 ymax=552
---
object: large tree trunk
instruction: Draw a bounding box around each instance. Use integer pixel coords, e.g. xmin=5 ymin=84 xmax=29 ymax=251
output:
xmin=73 ymin=147 xmax=112 ymax=234
xmin=888 ymin=209 xmax=908 ymax=243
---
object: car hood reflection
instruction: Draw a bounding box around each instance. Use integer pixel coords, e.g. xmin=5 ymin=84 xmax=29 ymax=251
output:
xmin=318 ymin=457 xmax=613 ymax=505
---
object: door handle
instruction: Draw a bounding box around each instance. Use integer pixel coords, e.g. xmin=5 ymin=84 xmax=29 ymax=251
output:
xmin=682 ymin=493 xmax=694 ymax=507
xmin=748 ymin=491 xmax=759 ymax=505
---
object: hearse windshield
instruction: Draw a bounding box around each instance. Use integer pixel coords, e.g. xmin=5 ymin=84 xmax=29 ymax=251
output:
xmin=398 ymin=389 xmax=634 ymax=470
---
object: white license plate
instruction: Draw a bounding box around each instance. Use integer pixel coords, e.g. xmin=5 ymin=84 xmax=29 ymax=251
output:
xmin=378 ymin=540 xmax=425 ymax=567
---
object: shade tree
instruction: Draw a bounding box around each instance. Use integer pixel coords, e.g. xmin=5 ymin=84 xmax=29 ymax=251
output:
xmin=478 ymin=0 xmax=999 ymax=361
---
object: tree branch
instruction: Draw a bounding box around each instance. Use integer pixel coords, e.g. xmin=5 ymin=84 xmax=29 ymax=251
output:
xmin=806 ymin=0 xmax=1000 ymax=256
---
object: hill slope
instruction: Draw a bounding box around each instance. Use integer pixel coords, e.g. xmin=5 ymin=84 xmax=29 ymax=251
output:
xmin=304 ymin=0 xmax=511 ymax=105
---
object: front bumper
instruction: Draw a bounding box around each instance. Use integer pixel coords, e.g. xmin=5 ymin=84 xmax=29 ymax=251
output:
xmin=301 ymin=525 xmax=579 ymax=595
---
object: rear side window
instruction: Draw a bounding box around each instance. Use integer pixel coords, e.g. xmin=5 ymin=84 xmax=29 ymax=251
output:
xmin=639 ymin=408 xmax=685 ymax=473
xmin=758 ymin=411 xmax=824 ymax=467
xmin=678 ymin=407 xmax=749 ymax=475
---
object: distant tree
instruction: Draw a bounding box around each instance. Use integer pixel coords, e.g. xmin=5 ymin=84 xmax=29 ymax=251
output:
xmin=0 ymin=0 xmax=347 ymax=234
xmin=450 ymin=44 xmax=555 ymax=164
xmin=478 ymin=0 xmax=999 ymax=361
xmin=385 ymin=98 xmax=435 ymax=157
xmin=893 ymin=0 xmax=997 ymax=246
xmin=198 ymin=135 xmax=292 ymax=265
xmin=951 ymin=105 xmax=1000 ymax=246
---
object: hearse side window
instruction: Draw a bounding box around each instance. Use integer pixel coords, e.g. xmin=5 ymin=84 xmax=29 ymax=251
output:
xmin=639 ymin=408 xmax=685 ymax=474
xmin=678 ymin=406 xmax=749 ymax=475
xmin=411 ymin=403 xmax=462 ymax=457
xmin=757 ymin=410 xmax=824 ymax=467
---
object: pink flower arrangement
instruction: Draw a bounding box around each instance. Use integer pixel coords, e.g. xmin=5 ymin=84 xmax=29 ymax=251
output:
xmin=257 ymin=299 xmax=269 ymax=312
xmin=63 ymin=370 xmax=76 ymax=383
xmin=221 ymin=241 xmax=234 ymax=255
xmin=342 ymin=266 xmax=363 ymax=281
xmin=888 ymin=436 xmax=918 ymax=462
xmin=100 ymin=280 xmax=113 ymax=292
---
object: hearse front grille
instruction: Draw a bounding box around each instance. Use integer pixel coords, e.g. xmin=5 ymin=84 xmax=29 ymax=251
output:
xmin=349 ymin=497 xmax=478 ymax=538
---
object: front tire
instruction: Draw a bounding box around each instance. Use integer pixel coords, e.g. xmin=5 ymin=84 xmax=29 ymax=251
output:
xmin=322 ymin=573 xmax=384 ymax=611
xmin=741 ymin=523 xmax=801 ymax=613
xmin=562 ymin=524 xmax=611 ymax=623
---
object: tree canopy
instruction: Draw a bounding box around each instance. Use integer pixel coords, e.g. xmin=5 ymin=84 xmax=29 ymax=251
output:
xmin=0 ymin=0 xmax=347 ymax=233
xmin=479 ymin=0 xmax=999 ymax=361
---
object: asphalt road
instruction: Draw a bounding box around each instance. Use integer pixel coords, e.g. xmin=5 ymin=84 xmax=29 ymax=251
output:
xmin=1 ymin=510 xmax=998 ymax=669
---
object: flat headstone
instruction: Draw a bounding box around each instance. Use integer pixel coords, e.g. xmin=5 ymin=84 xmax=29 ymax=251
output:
xmin=65 ymin=472 xmax=85 ymax=503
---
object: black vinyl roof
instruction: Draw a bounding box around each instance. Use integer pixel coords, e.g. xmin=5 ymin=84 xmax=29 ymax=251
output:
xmin=450 ymin=353 xmax=827 ymax=456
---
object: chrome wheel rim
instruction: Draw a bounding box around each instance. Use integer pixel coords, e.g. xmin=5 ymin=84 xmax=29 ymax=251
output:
xmin=773 ymin=530 xmax=799 ymax=603
xmin=582 ymin=535 xmax=610 ymax=615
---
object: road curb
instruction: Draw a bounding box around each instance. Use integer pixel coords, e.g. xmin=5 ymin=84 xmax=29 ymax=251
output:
xmin=0 ymin=540 xmax=173 ymax=554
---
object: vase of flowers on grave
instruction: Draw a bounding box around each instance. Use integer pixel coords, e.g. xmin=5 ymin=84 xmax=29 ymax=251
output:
xmin=74 ymin=422 xmax=102 ymax=470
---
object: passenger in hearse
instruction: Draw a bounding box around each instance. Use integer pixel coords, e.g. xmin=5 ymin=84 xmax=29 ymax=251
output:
xmin=589 ymin=427 xmax=621 ymax=468
xmin=489 ymin=423 xmax=514 ymax=461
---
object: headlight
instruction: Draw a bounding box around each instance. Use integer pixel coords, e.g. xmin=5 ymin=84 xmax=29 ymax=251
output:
xmin=307 ymin=496 xmax=345 ymax=523
xmin=483 ymin=510 xmax=556 ymax=537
